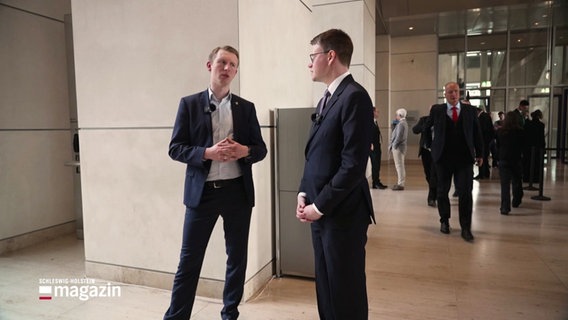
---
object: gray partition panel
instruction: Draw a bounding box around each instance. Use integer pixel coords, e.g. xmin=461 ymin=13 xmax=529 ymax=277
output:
xmin=275 ymin=108 xmax=315 ymax=278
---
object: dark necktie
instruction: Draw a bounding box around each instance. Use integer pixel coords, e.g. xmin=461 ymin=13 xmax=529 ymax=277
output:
xmin=318 ymin=90 xmax=330 ymax=114
xmin=451 ymin=106 xmax=458 ymax=123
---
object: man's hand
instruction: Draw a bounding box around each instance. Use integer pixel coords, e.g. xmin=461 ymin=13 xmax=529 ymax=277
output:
xmin=296 ymin=194 xmax=322 ymax=223
xmin=204 ymin=137 xmax=248 ymax=162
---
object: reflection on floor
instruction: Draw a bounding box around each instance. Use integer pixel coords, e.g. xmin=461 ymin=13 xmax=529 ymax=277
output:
xmin=1 ymin=161 xmax=567 ymax=319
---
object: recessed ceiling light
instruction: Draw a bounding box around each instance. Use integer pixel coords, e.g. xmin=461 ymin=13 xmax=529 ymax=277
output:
xmin=408 ymin=26 xmax=414 ymax=31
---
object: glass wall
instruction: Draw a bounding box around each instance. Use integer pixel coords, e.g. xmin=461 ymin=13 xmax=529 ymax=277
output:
xmin=437 ymin=1 xmax=568 ymax=160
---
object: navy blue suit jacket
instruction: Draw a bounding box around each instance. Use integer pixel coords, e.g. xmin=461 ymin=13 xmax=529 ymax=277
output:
xmin=168 ymin=90 xmax=267 ymax=208
xmin=426 ymin=103 xmax=484 ymax=163
xmin=299 ymin=75 xmax=375 ymax=224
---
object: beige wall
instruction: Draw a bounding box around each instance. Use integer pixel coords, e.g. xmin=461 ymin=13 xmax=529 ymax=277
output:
xmin=388 ymin=34 xmax=438 ymax=160
xmin=0 ymin=0 xmax=75 ymax=249
xmin=3 ymin=0 xmax=377 ymax=301
xmin=72 ymin=0 xmax=320 ymax=300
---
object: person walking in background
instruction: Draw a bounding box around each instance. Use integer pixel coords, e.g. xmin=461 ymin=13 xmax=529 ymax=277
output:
xmin=370 ymin=107 xmax=387 ymax=189
xmin=296 ymin=28 xmax=375 ymax=320
xmin=425 ymin=82 xmax=483 ymax=242
xmin=164 ymin=46 xmax=267 ymax=320
xmin=389 ymin=108 xmax=408 ymax=191
xmin=514 ymin=99 xmax=529 ymax=126
xmin=491 ymin=111 xmax=505 ymax=167
xmin=496 ymin=111 xmax=525 ymax=215
xmin=413 ymin=110 xmax=437 ymax=206
xmin=523 ymin=109 xmax=546 ymax=183
xmin=474 ymin=106 xmax=495 ymax=180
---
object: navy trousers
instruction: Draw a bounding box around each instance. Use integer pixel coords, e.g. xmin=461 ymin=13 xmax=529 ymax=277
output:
xmin=311 ymin=202 xmax=369 ymax=320
xmin=164 ymin=181 xmax=252 ymax=320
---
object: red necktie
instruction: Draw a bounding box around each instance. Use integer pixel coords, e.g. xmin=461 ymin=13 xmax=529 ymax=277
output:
xmin=451 ymin=106 xmax=458 ymax=123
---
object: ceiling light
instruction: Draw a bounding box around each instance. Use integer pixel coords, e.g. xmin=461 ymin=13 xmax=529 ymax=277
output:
xmin=408 ymin=26 xmax=414 ymax=31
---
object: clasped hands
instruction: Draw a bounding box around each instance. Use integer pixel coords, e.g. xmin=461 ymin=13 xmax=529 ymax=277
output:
xmin=205 ymin=137 xmax=248 ymax=162
xmin=296 ymin=194 xmax=322 ymax=223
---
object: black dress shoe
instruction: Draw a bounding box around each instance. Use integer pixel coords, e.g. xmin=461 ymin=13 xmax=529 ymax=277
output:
xmin=440 ymin=222 xmax=450 ymax=234
xmin=427 ymin=200 xmax=437 ymax=207
xmin=500 ymin=210 xmax=509 ymax=215
xmin=512 ymin=199 xmax=522 ymax=208
xmin=377 ymin=183 xmax=387 ymax=189
xmin=461 ymin=229 xmax=474 ymax=242
xmin=372 ymin=184 xmax=378 ymax=189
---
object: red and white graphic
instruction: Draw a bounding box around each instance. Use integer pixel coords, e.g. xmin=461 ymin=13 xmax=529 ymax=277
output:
xmin=39 ymin=286 xmax=52 ymax=300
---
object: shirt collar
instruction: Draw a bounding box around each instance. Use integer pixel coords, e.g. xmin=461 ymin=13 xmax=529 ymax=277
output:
xmin=446 ymin=101 xmax=461 ymax=110
xmin=208 ymin=88 xmax=231 ymax=105
xmin=327 ymin=71 xmax=350 ymax=96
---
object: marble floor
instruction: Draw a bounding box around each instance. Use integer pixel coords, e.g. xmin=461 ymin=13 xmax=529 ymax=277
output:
xmin=1 ymin=161 xmax=567 ymax=319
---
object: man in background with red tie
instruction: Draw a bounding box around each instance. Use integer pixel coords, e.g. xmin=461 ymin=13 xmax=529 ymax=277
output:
xmin=425 ymin=82 xmax=483 ymax=242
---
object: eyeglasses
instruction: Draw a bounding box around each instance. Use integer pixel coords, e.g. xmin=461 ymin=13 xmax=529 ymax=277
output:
xmin=309 ymin=50 xmax=330 ymax=63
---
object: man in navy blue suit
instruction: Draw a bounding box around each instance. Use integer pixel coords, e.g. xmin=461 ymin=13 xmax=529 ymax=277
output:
xmin=164 ymin=46 xmax=267 ymax=320
xmin=425 ymin=82 xmax=483 ymax=242
xmin=296 ymin=29 xmax=375 ymax=320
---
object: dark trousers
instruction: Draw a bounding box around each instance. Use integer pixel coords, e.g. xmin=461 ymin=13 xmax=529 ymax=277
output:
xmin=435 ymin=161 xmax=474 ymax=231
xmin=369 ymin=147 xmax=382 ymax=185
xmin=420 ymin=149 xmax=437 ymax=202
xmin=164 ymin=181 xmax=252 ymax=320
xmin=479 ymin=142 xmax=491 ymax=178
xmin=311 ymin=205 xmax=369 ymax=320
xmin=522 ymin=146 xmax=543 ymax=183
xmin=499 ymin=161 xmax=524 ymax=212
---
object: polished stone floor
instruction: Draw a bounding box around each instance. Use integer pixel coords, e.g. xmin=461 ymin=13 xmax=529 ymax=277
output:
xmin=1 ymin=161 xmax=567 ymax=319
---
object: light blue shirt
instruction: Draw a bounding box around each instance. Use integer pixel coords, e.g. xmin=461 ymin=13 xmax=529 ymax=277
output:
xmin=207 ymin=89 xmax=242 ymax=181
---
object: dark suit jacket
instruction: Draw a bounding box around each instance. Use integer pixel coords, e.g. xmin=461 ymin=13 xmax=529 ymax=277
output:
xmin=426 ymin=103 xmax=484 ymax=163
xmin=168 ymin=90 xmax=267 ymax=208
xmin=412 ymin=115 xmax=429 ymax=157
xmin=478 ymin=111 xmax=495 ymax=144
xmin=371 ymin=120 xmax=381 ymax=150
xmin=299 ymin=75 xmax=375 ymax=224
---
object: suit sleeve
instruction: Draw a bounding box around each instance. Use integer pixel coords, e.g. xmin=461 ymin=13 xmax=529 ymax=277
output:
xmin=168 ymin=97 xmax=208 ymax=168
xmin=240 ymin=102 xmax=267 ymax=164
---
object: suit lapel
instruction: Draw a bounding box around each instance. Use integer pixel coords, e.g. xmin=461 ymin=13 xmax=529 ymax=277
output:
xmin=199 ymin=91 xmax=214 ymax=146
xmin=305 ymin=75 xmax=354 ymax=154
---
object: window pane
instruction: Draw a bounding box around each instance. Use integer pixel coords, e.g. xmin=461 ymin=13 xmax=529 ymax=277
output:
xmin=438 ymin=52 xmax=465 ymax=93
xmin=552 ymin=27 xmax=568 ymax=85
xmin=509 ymin=29 xmax=550 ymax=87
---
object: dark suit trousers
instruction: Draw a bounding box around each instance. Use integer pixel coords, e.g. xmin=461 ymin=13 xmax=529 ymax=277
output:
xmin=435 ymin=161 xmax=474 ymax=230
xmin=369 ymin=147 xmax=382 ymax=185
xmin=420 ymin=148 xmax=437 ymax=201
xmin=164 ymin=180 xmax=252 ymax=320
xmin=311 ymin=203 xmax=369 ymax=320
xmin=499 ymin=160 xmax=524 ymax=212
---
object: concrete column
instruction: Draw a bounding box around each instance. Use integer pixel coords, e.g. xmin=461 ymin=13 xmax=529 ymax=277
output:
xmin=389 ymin=34 xmax=438 ymax=160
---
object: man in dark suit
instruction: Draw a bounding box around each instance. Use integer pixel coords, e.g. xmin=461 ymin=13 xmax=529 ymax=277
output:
xmin=413 ymin=112 xmax=437 ymax=207
xmin=370 ymin=107 xmax=387 ymax=189
xmin=296 ymin=29 xmax=375 ymax=320
xmin=514 ymin=99 xmax=529 ymax=127
xmin=474 ymin=106 xmax=495 ymax=179
xmin=164 ymin=46 xmax=267 ymax=320
xmin=426 ymin=82 xmax=483 ymax=242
